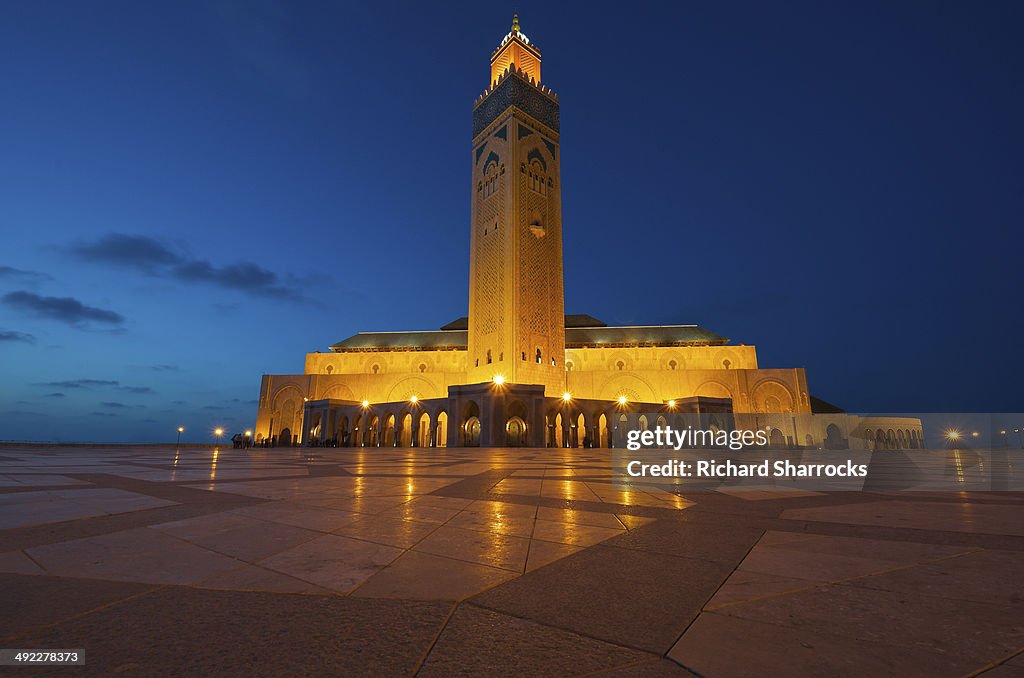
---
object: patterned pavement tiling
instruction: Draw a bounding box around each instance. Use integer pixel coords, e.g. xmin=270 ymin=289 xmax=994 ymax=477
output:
xmin=0 ymin=444 xmax=1022 ymax=676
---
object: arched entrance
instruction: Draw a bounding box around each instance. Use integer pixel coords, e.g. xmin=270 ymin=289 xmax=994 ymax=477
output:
xmin=436 ymin=411 xmax=448 ymax=447
xmin=576 ymin=413 xmax=585 ymax=448
xmin=368 ymin=415 xmax=379 ymax=447
xmin=383 ymin=414 xmax=395 ymax=447
xmin=769 ymin=427 xmax=785 ymax=448
xmin=337 ymin=416 xmax=349 ymax=446
xmin=417 ymin=412 xmax=431 ymax=447
xmin=464 ymin=417 xmax=481 ymax=446
xmin=824 ymin=423 xmax=847 ymax=450
xmin=599 ymin=414 xmax=608 ymax=448
xmin=461 ymin=401 xmax=480 ymax=447
xmin=278 ymin=427 xmax=292 ymax=446
xmin=506 ymin=416 xmax=528 ymax=446
xmin=399 ymin=413 xmax=413 ymax=447
xmin=353 ymin=415 xmax=363 ymax=447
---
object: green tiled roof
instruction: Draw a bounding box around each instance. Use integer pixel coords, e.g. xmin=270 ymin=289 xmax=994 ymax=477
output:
xmin=329 ymin=324 xmax=727 ymax=352
xmin=329 ymin=331 xmax=467 ymax=351
xmin=565 ymin=325 xmax=727 ymax=347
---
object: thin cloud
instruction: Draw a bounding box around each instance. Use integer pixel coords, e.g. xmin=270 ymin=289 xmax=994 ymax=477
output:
xmin=46 ymin=392 xmax=66 ymax=398
xmin=116 ymin=386 xmax=155 ymax=394
xmin=71 ymin=234 xmax=179 ymax=270
xmin=3 ymin=291 xmax=124 ymax=326
xmin=34 ymin=379 xmax=151 ymax=394
xmin=0 ymin=330 xmax=37 ymax=344
xmin=70 ymin=233 xmax=305 ymax=301
xmin=0 ymin=266 xmax=52 ymax=282
xmin=100 ymin=402 xmax=128 ymax=408
xmin=40 ymin=379 xmax=120 ymax=389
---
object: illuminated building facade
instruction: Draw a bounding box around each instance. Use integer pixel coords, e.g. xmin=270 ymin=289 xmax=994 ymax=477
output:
xmin=254 ymin=16 xmax=920 ymax=450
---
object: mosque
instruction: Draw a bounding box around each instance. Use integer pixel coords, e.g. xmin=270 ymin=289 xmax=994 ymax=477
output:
xmin=253 ymin=16 xmax=922 ymax=451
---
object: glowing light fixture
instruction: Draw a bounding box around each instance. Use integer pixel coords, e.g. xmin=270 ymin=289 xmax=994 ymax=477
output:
xmin=361 ymin=399 xmax=370 ymax=408
xmin=945 ymin=429 xmax=961 ymax=442
xmin=618 ymin=395 xmax=628 ymax=405
xmin=410 ymin=395 xmax=418 ymax=403
xmin=562 ymin=392 xmax=572 ymax=402
xmin=244 ymin=430 xmax=252 ymax=437
xmin=492 ymin=375 xmax=505 ymax=385
xmin=667 ymin=400 xmax=676 ymax=408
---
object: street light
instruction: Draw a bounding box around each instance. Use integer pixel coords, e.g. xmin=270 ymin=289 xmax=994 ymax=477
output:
xmin=176 ymin=426 xmax=184 ymax=445
xmin=214 ymin=427 xmax=224 ymax=448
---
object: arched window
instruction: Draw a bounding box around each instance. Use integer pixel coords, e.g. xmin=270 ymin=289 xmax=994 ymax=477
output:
xmin=486 ymin=350 xmax=492 ymax=365
xmin=535 ymin=348 xmax=542 ymax=364
xmin=482 ymin=164 xmax=502 ymax=198
xmin=527 ymin=160 xmax=547 ymax=196
xmin=668 ymin=360 xmax=677 ymax=370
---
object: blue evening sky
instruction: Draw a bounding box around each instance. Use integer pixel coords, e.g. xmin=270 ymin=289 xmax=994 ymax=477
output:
xmin=1 ymin=1 xmax=1021 ymax=442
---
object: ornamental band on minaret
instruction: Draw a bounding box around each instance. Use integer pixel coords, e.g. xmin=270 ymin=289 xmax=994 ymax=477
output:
xmin=253 ymin=16 xmax=922 ymax=451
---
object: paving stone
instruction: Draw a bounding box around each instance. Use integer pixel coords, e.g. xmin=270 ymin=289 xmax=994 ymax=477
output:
xmin=10 ymin=581 xmax=449 ymax=676
xmin=472 ymin=543 xmax=734 ymax=653
xmin=419 ymin=604 xmax=651 ymax=676
xmin=713 ymin=582 xmax=1024 ymax=665
xmin=0 ymin=573 xmax=157 ymax=640
xmin=352 ymin=550 xmax=517 ymax=601
xmin=670 ymin=612 xmax=979 ymax=677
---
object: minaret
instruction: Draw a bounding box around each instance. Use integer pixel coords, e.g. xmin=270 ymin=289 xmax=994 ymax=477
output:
xmin=466 ymin=15 xmax=565 ymax=395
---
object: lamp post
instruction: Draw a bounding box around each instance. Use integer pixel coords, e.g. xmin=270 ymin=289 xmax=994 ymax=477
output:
xmin=176 ymin=426 xmax=184 ymax=446
xmin=214 ymin=427 xmax=224 ymax=448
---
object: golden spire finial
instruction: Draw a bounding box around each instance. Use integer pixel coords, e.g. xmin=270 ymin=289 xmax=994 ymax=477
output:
xmin=511 ymin=13 xmax=520 ymax=32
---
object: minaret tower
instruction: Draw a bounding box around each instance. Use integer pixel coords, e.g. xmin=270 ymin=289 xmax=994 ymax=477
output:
xmin=466 ymin=14 xmax=565 ymax=395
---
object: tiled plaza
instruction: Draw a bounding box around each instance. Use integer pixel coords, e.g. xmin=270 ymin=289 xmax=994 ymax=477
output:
xmin=0 ymin=444 xmax=1022 ymax=675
